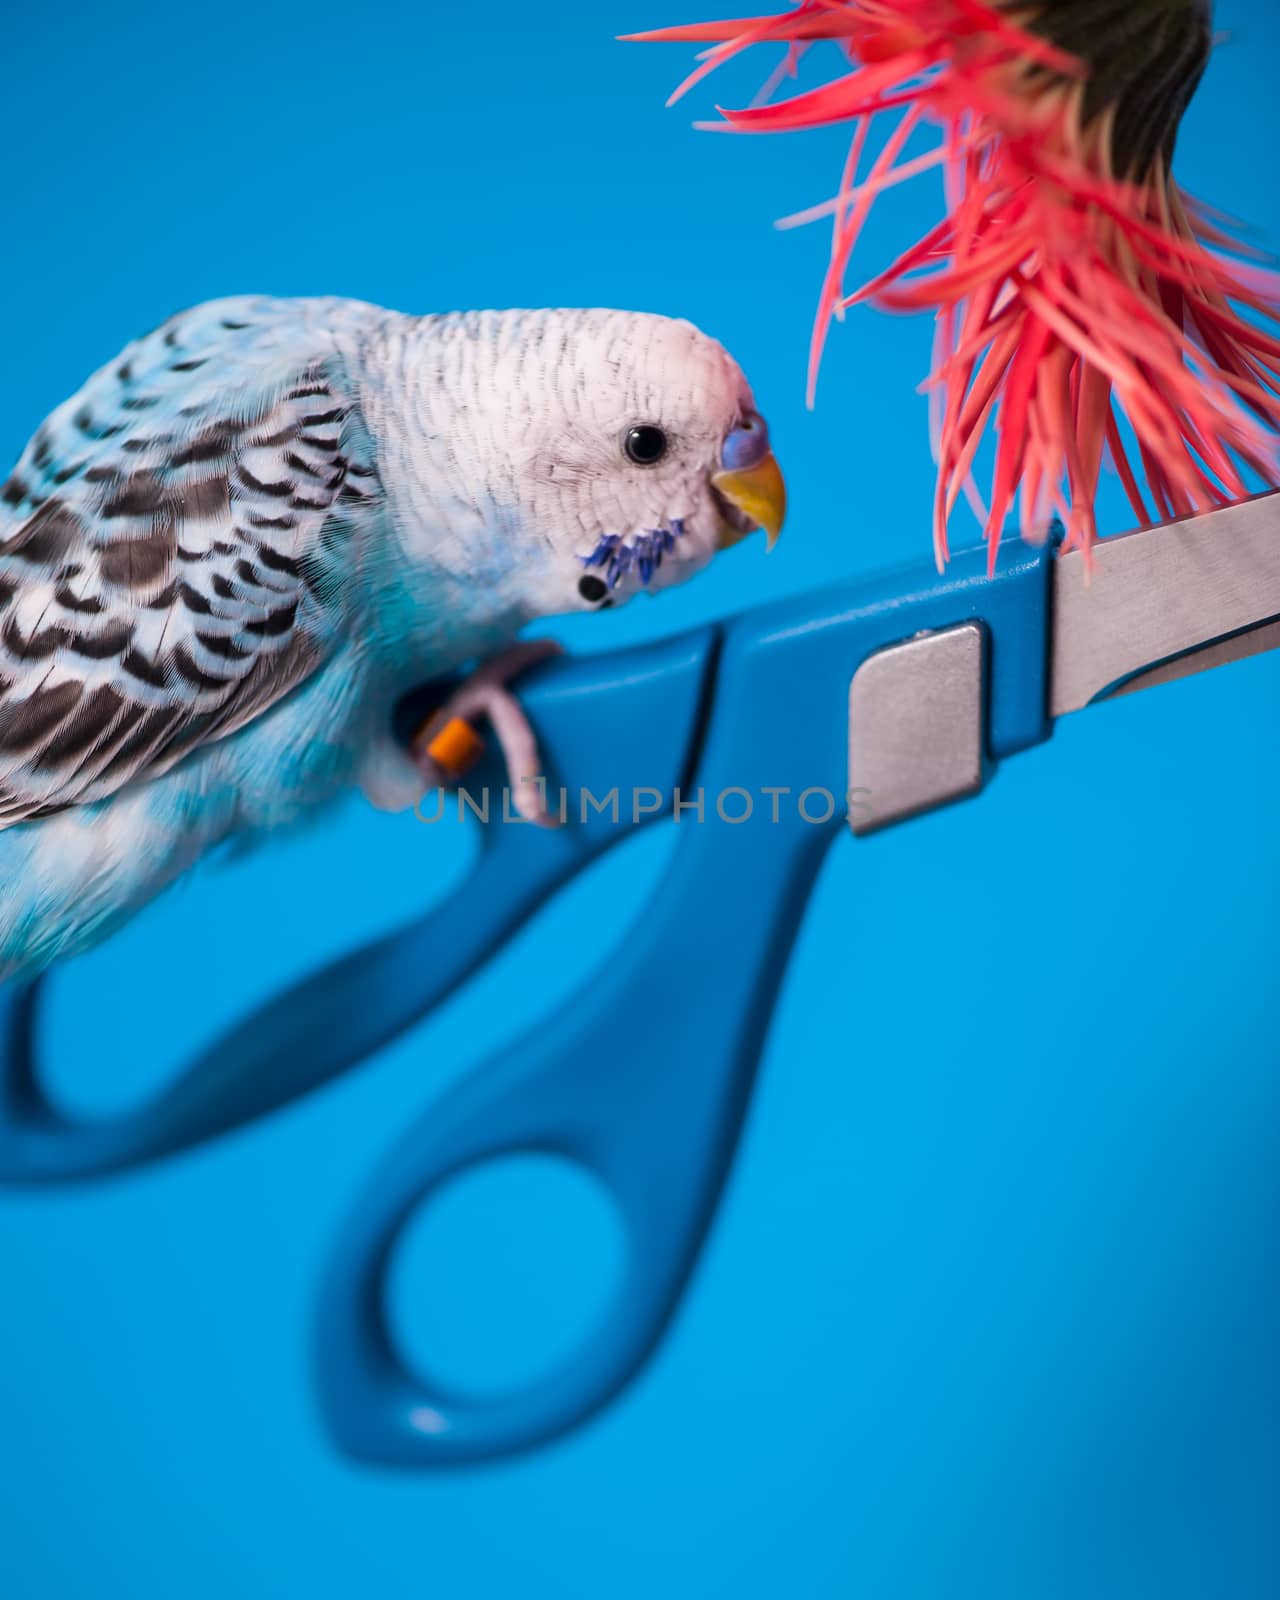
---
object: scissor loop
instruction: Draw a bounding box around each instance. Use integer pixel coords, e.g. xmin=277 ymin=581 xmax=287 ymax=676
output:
xmin=314 ymin=536 xmax=1058 ymax=1464
xmin=315 ymin=804 xmax=841 ymax=1464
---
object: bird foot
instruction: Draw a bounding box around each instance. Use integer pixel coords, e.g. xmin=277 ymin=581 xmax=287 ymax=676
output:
xmin=411 ymin=639 xmax=564 ymax=826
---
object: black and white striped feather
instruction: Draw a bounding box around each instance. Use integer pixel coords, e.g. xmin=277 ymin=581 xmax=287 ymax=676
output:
xmin=0 ymin=297 xmax=382 ymax=827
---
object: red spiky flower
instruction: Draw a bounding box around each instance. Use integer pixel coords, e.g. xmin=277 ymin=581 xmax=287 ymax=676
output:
xmin=628 ymin=0 xmax=1280 ymax=568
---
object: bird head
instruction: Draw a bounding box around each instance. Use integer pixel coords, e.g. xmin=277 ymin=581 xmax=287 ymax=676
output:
xmin=408 ymin=309 xmax=785 ymax=620
xmin=531 ymin=309 xmax=785 ymax=614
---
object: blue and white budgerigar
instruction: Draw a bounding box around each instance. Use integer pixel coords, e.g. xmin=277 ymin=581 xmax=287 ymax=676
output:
xmin=0 ymin=295 xmax=785 ymax=984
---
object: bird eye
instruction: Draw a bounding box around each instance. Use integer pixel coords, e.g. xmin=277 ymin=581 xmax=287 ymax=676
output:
xmin=623 ymin=424 xmax=668 ymax=466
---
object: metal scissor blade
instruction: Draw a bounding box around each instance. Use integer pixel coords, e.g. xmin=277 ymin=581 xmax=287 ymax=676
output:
xmin=1050 ymin=489 xmax=1280 ymax=717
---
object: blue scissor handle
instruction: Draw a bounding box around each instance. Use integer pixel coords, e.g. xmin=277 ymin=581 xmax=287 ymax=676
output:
xmin=0 ymin=628 xmax=718 ymax=1182
xmin=316 ymin=626 xmax=844 ymax=1465
xmin=316 ymin=539 xmax=1057 ymax=1465
xmin=0 ymin=532 xmax=1056 ymax=1464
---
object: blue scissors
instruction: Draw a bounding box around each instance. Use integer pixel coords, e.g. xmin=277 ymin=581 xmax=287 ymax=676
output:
xmin=1 ymin=490 xmax=1276 ymax=1464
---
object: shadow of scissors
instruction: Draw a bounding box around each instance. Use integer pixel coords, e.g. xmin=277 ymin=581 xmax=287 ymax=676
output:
xmin=2 ymin=492 xmax=1275 ymax=1464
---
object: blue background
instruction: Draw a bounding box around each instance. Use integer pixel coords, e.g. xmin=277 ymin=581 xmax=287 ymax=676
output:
xmin=1 ymin=2 xmax=1276 ymax=1595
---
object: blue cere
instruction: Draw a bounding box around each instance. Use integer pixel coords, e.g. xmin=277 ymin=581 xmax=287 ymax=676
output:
xmin=720 ymin=412 xmax=770 ymax=472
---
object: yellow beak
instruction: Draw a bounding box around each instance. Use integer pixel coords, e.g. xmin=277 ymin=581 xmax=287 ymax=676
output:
xmin=711 ymin=451 xmax=787 ymax=552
